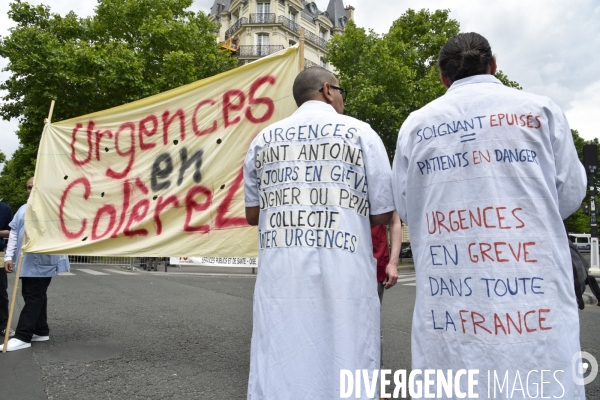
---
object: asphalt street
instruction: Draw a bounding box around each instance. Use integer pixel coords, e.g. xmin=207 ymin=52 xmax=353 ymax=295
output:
xmin=0 ymin=264 xmax=599 ymax=399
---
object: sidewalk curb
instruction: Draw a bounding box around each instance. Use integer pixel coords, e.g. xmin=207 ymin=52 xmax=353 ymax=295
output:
xmin=139 ymin=271 xmax=257 ymax=277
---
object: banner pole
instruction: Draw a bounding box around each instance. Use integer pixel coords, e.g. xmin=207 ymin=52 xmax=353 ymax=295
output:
xmin=44 ymin=100 xmax=55 ymax=124
xmin=2 ymin=232 xmax=27 ymax=353
xmin=299 ymin=28 xmax=305 ymax=72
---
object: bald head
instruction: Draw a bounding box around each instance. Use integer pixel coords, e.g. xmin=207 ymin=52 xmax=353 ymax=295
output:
xmin=293 ymin=67 xmax=338 ymax=107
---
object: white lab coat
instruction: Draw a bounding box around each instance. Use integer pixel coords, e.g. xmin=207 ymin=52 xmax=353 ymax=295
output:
xmin=244 ymin=101 xmax=394 ymax=399
xmin=393 ymin=74 xmax=586 ymax=399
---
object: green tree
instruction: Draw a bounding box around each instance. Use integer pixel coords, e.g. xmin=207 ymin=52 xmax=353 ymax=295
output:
xmin=494 ymin=70 xmax=522 ymax=90
xmin=327 ymin=9 xmax=520 ymax=159
xmin=0 ymin=0 xmax=236 ymax=211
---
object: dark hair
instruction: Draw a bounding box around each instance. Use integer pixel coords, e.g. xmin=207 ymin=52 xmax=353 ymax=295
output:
xmin=292 ymin=67 xmax=337 ymax=107
xmin=438 ymin=32 xmax=493 ymax=84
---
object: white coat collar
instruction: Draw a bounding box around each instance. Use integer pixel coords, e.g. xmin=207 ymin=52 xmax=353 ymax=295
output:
xmin=447 ymin=74 xmax=503 ymax=92
xmin=295 ymin=100 xmax=338 ymax=114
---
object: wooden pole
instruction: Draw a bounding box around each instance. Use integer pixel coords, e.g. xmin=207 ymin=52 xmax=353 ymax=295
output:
xmin=2 ymin=232 xmax=27 ymax=353
xmin=44 ymin=100 xmax=55 ymax=124
xmin=299 ymin=28 xmax=305 ymax=72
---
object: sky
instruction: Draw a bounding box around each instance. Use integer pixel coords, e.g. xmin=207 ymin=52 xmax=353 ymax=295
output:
xmin=1 ymin=0 xmax=599 ymax=163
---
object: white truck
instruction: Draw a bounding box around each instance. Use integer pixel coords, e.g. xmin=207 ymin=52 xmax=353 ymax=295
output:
xmin=568 ymin=233 xmax=591 ymax=252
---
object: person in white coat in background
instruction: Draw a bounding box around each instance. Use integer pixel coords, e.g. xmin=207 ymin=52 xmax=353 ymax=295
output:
xmin=244 ymin=67 xmax=394 ymax=399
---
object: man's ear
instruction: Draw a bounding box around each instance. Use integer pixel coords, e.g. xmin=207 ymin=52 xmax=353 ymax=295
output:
xmin=489 ymin=56 xmax=497 ymax=75
xmin=321 ymin=82 xmax=335 ymax=104
xmin=440 ymin=73 xmax=452 ymax=89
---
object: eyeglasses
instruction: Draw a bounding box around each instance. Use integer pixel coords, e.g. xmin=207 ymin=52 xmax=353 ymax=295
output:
xmin=319 ymin=85 xmax=347 ymax=102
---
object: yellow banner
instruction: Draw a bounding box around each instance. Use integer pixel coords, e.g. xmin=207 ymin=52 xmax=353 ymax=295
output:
xmin=24 ymin=47 xmax=299 ymax=257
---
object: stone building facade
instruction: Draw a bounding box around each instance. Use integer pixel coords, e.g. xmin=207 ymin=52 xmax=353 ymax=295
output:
xmin=208 ymin=0 xmax=354 ymax=68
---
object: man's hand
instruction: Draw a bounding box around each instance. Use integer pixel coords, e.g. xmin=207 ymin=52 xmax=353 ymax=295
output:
xmin=245 ymin=206 xmax=260 ymax=226
xmin=4 ymin=260 xmax=13 ymax=273
xmin=383 ymin=261 xmax=398 ymax=289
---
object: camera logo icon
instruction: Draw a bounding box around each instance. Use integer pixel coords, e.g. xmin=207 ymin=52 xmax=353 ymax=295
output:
xmin=572 ymin=351 xmax=598 ymax=385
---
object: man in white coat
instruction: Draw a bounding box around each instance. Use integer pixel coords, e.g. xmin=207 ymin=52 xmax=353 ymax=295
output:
xmin=244 ymin=67 xmax=394 ymax=399
xmin=392 ymin=32 xmax=587 ymax=398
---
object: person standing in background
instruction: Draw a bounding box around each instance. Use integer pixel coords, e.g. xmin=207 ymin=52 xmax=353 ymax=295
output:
xmin=0 ymin=199 xmax=12 ymax=337
xmin=1 ymin=177 xmax=70 ymax=352
xmin=371 ymin=210 xmax=400 ymax=369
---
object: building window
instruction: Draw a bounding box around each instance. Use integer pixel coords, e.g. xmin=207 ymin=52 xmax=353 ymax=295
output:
xmin=256 ymin=33 xmax=270 ymax=45
xmin=319 ymin=29 xmax=327 ymax=40
xmin=256 ymin=33 xmax=270 ymax=55
xmin=288 ymin=10 xmax=297 ymax=22
xmin=257 ymin=2 xmax=271 ymax=14
xmin=320 ymin=57 xmax=327 ymax=69
xmin=289 ymin=39 xmax=297 ymax=47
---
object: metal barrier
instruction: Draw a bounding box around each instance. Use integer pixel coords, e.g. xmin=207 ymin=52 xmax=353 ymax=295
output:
xmin=68 ymin=256 xmax=170 ymax=271
xmin=69 ymin=256 xmax=133 ymax=266
xmin=66 ymin=256 xmax=260 ymax=274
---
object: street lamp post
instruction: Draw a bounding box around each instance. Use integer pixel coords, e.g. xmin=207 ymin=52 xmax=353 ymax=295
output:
xmin=583 ymin=144 xmax=600 ymax=273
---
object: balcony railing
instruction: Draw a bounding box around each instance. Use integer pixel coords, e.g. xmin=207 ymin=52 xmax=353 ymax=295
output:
xmin=224 ymin=15 xmax=328 ymax=49
xmin=249 ymin=13 xmax=276 ymax=24
xmin=238 ymin=45 xmax=285 ymax=57
xmin=304 ymin=58 xmax=318 ymax=69
xmin=278 ymin=15 xmax=300 ymax=34
xmin=304 ymin=30 xmax=327 ymax=49
xmin=224 ymin=17 xmax=247 ymax=39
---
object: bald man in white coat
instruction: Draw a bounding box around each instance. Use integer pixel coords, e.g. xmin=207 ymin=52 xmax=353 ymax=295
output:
xmin=245 ymin=67 xmax=394 ymax=399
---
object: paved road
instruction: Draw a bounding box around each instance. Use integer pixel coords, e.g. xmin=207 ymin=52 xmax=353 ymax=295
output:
xmin=1 ymin=266 xmax=598 ymax=399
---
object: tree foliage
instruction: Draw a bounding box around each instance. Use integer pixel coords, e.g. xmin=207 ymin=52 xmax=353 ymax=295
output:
xmin=327 ymin=9 xmax=520 ymax=159
xmin=328 ymin=9 xmax=593 ymax=232
xmin=0 ymin=0 xmax=236 ymax=211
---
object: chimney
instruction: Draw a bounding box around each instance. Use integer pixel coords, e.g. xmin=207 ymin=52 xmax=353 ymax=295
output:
xmin=345 ymin=5 xmax=355 ymax=21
